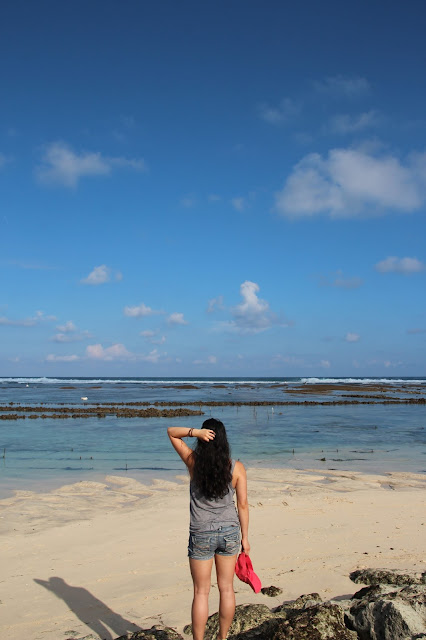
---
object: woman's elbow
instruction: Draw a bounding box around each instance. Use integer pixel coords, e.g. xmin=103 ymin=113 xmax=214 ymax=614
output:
xmin=238 ymin=499 xmax=249 ymax=510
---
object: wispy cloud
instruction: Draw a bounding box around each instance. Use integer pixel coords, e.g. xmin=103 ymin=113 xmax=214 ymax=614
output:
xmin=0 ymin=152 xmax=12 ymax=169
xmin=328 ymin=110 xmax=381 ymax=134
xmin=276 ymin=147 xmax=426 ymax=218
xmin=51 ymin=321 xmax=91 ymax=343
xmin=81 ymin=265 xmax=122 ymax=285
xmin=407 ymin=328 xmax=426 ymax=334
xmin=258 ymin=97 xmax=300 ymax=124
xmin=35 ymin=141 xmax=146 ymax=187
xmin=180 ymin=195 xmax=197 ymax=208
xmin=193 ymin=355 xmax=217 ymax=365
xmin=207 ymin=296 xmax=224 ymax=313
xmin=375 ymin=256 xmax=425 ymax=274
xmin=0 ymin=310 xmax=56 ymax=327
xmin=231 ymin=197 xmax=245 ymax=212
xmin=46 ymin=354 xmax=80 ymax=362
xmin=345 ymin=332 xmax=360 ymax=342
xmin=314 ymin=75 xmax=370 ymax=97
xmin=320 ymin=270 xmax=363 ymax=289
xmin=140 ymin=330 xmax=166 ymax=345
xmin=167 ymin=312 xmax=188 ymax=326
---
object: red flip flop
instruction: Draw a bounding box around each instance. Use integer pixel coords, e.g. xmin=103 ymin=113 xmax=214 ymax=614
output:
xmin=235 ymin=552 xmax=262 ymax=593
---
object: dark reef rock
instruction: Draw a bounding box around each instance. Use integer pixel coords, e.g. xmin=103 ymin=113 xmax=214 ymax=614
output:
xmin=261 ymin=585 xmax=283 ymax=597
xmin=350 ymin=568 xmax=426 ymax=586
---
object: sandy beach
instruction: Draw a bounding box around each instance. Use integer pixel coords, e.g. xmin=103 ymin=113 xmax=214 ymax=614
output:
xmin=1 ymin=467 xmax=425 ymax=640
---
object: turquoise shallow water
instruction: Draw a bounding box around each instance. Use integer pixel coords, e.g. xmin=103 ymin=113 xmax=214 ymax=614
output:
xmin=0 ymin=377 xmax=425 ymax=497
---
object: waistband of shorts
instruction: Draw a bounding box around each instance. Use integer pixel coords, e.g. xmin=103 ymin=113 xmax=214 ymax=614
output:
xmin=189 ymin=522 xmax=240 ymax=534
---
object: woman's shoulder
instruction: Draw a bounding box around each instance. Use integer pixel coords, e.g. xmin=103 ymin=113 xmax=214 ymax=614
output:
xmin=232 ymin=459 xmax=246 ymax=478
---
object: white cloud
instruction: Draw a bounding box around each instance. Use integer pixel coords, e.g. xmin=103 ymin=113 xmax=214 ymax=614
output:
xmin=345 ymin=332 xmax=360 ymax=343
xmin=314 ymin=75 xmax=370 ymax=97
xmin=46 ymin=354 xmax=80 ymax=362
xmin=35 ymin=141 xmax=146 ymax=187
xmin=208 ymin=194 xmax=222 ymax=202
xmin=228 ymin=281 xmax=282 ymax=334
xmin=52 ymin=320 xmax=91 ymax=343
xmin=258 ymin=98 xmax=300 ymax=124
xmin=86 ymin=343 xmax=134 ymax=361
xmin=276 ymin=147 xmax=426 ymax=218
xmin=124 ymin=303 xmax=162 ymax=318
xmin=320 ymin=359 xmax=331 ymax=368
xmin=329 ymin=110 xmax=380 ymax=134
xmin=193 ymin=355 xmax=217 ymax=365
xmin=167 ymin=312 xmax=188 ymax=325
xmin=207 ymin=296 xmax=224 ymax=313
xmin=81 ymin=265 xmax=122 ymax=285
xmin=375 ymin=256 xmax=425 ymax=274
xmin=407 ymin=328 xmax=426 ymax=335
xmin=85 ymin=342 xmax=164 ymax=363
xmin=56 ymin=321 xmax=77 ymax=333
xmin=231 ymin=197 xmax=245 ymax=212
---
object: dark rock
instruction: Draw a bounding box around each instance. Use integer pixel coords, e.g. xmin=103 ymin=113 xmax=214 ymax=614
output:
xmin=350 ymin=568 xmax=426 ymax=586
xmin=115 ymin=625 xmax=183 ymax=640
xmin=269 ymin=603 xmax=357 ymax=640
xmin=261 ymin=586 xmax=283 ymax=597
xmin=273 ymin=593 xmax=323 ymax=614
xmin=183 ymin=597 xmax=356 ymax=640
xmin=183 ymin=604 xmax=274 ymax=639
xmin=348 ymin=583 xmax=426 ymax=639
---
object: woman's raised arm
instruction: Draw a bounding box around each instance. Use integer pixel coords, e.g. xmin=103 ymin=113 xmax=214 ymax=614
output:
xmin=167 ymin=426 xmax=215 ymax=467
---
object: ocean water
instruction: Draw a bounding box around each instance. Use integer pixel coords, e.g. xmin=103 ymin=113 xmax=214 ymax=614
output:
xmin=0 ymin=376 xmax=425 ymax=498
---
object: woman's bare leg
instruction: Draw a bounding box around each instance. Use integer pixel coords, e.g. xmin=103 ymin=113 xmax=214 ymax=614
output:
xmin=189 ymin=557 xmax=214 ymax=640
xmin=214 ymin=554 xmax=237 ymax=640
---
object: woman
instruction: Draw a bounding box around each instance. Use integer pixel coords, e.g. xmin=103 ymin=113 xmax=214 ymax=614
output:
xmin=167 ymin=418 xmax=250 ymax=640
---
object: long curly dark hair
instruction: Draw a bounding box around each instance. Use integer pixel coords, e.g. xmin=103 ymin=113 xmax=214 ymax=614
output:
xmin=191 ymin=418 xmax=232 ymax=500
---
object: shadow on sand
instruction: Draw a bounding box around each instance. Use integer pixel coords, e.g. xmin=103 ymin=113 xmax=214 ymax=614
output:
xmin=34 ymin=576 xmax=141 ymax=640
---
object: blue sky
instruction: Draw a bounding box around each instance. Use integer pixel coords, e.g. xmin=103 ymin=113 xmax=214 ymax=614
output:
xmin=1 ymin=0 xmax=425 ymax=377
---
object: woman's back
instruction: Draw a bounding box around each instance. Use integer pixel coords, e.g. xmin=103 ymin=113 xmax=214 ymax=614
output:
xmin=189 ymin=459 xmax=239 ymax=532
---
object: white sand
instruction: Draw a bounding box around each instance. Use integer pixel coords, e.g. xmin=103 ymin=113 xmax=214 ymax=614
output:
xmin=1 ymin=468 xmax=425 ymax=640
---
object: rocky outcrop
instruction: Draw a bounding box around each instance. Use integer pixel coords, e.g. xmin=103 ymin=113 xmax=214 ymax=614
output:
xmin=347 ymin=570 xmax=426 ymax=639
xmin=350 ymin=568 xmax=426 ymax=587
xmin=115 ymin=570 xmax=426 ymax=640
xmin=182 ymin=595 xmax=356 ymax=639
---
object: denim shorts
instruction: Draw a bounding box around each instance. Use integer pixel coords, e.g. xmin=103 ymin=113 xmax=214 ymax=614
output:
xmin=188 ymin=524 xmax=240 ymax=560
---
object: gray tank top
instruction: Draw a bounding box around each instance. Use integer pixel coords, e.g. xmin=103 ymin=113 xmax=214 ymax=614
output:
xmin=189 ymin=459 xmax=239 ymax=533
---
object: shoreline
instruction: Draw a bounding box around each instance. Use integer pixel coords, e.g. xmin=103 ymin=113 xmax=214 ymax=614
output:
xmin=1 ymin=467 xmax=425 ymax=640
